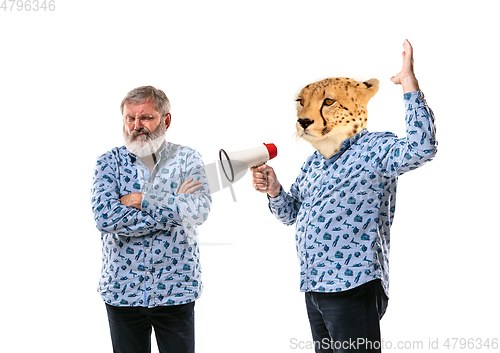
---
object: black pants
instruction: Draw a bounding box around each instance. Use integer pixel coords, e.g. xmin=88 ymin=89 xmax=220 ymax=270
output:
xmin=105 ymin=302 xmax=195 ymax=353
xmin=305 ymin=280 xmax=388 ymax=353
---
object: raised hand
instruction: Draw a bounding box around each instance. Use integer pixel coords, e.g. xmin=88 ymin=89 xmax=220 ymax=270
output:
xmin=391 ymin=39 xmax=420 ymax=93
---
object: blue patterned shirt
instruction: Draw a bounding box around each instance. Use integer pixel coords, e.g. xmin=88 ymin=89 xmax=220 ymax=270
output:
xmin=91 ymin=142 xmax=212 ymax=307
xmin=268 ymin=91 xmax=437 ymax=296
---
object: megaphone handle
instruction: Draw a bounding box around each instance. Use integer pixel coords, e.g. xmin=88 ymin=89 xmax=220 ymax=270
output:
xmin=259 ymin=170 xmax=268 ymax=190
xmin=255 ymin=162 xmax=268 ymax=190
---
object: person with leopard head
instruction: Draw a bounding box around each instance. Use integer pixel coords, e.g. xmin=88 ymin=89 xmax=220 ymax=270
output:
xmin=251 ymin=40 xmax=437 ymax=353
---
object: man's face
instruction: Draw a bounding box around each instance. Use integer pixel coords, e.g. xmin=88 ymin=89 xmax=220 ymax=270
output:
xmin=123 ymin=100 xmax=171 ymax=157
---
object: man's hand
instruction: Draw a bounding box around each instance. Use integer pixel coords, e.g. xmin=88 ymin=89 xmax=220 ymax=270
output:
xmin=120 ymin=178 xmax=202 ymax=211
xmin=251 ymin=164 xmax=281 ymax=198
xmin=177 ymin=177 xmax=203 ymax=194
xmin=391 ymin=39 xmax=420 ymax=93
xmin=121 ymin=192 xmax=143 ymax=210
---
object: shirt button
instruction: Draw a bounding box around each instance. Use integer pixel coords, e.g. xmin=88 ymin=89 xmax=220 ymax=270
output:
xmin=145 ymin=248 xmax=150 ymax=253
xmin=146 ymin=271 xmax=150 ymax=275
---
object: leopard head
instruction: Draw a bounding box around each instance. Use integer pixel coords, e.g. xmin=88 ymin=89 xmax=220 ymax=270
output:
xmin=295 ymin=77 xmax=379 ymax=159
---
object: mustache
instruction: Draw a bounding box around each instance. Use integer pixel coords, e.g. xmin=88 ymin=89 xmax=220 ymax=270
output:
xmin=130 ymin=128 xmax=152 ymax=139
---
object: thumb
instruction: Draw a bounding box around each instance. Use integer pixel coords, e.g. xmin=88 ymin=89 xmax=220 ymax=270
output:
xmin=251 ymin=164 xmax=263 ymax=172
xmin=256 ymin=163 xmax=268 ymax=171
xmin=391 ymin=72 xmax=402 ymax=85
xmin=261 ymin=163 xmax=274 ymax=174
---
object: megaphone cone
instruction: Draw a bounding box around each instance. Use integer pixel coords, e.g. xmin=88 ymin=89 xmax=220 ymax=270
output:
xmin=219 ymin=143 xmax=277 ymax=182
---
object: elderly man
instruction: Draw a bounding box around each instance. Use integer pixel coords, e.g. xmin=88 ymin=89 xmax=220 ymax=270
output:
xmin=91 ymin=86 xmax=211 ymax=353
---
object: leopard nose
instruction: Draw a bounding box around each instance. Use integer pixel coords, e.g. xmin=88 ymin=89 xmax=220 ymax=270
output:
xmin=298 ymin=118 xmax=313 ymax=129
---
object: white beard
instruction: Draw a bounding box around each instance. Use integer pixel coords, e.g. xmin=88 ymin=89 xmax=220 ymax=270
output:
xmin=123 ymin=120 xmax=166 ymax=157
xmin=125 ymin=134 xmax=165 ymax=157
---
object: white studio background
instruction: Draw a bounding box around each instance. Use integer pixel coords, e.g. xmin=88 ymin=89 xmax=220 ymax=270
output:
xmin=1 ymin=1 xmax=498 ymax=352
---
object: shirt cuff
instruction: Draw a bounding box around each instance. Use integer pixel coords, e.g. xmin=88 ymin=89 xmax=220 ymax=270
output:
xmin=267 ymin=187 xmax=287 ymax=206
xmin=403 ymin=90 xmax=425 ymax=106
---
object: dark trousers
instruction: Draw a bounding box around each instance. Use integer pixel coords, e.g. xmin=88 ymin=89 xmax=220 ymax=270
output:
xmin=105 ymin=302 xmax=195 ymax=353
xmin=305 ymin=280 xmax=388 ymax=353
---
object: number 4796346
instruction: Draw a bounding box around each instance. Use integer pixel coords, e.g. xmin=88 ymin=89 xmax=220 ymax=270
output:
xmin=1 ymin=0 xmax=56 ymax=11
xmin=443 ymin=338 xmax=499 ymax=350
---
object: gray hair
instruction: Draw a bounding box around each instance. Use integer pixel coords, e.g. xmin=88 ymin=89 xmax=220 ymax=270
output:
xmin=120 ymin=86 xmax=171 ymax=117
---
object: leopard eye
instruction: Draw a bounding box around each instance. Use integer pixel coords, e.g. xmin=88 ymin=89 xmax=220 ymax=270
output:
xmin=324 ymin=99 xmax=335 ymax=106
xmin=296 ymin=99 xmax=304 ymax=107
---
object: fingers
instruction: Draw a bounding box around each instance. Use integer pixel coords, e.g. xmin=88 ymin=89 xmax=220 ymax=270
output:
xmin=251 ymin=164 xmax=273 ymax=190
xmin=178 ymin=177 xmax=203 ymax=194
xmin=251 ymin=164 xmax=281 ymax=197
xmin=402 ymin=40 xmax=414 ymax=71
xmin=403 ymin=39 xmax=413 ymax=56
xmin=120 ymin=192 xmax=143 ymax=209
xmin=251 ymin=164 xmax=270 ymax=178
xmin=390 ymin=39 xmax=416 ymax=86
xmin=250 ymin=164 xmax=272 ymax=173
xmin=252 ymin=171 xmax=268 ymax=191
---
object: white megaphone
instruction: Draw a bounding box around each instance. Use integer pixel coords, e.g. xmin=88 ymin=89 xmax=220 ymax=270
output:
xmin=219 ymin=143 xmax=278 ymax=183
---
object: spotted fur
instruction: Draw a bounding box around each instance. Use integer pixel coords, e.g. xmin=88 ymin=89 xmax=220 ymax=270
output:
xmin=296 ymin=77 xmax=379 ymax=159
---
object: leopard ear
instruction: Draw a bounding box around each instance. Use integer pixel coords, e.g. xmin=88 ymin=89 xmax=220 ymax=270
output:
xmin=363 ymin=78 xmax=379 ymax=89
xmin=361 ymin=78 xmax=379 ymax=101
